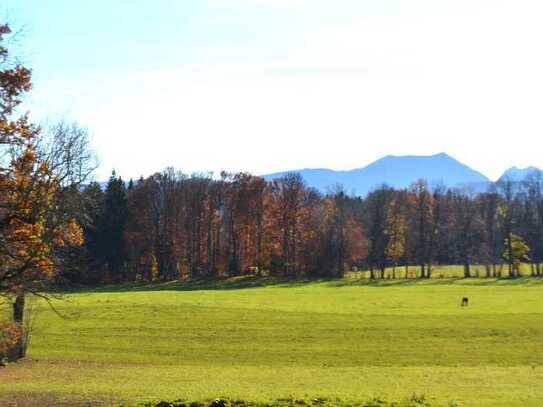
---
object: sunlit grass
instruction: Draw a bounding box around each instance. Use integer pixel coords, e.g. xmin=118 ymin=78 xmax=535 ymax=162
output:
xmin=1 ymin=274 xmax=542 ymax=406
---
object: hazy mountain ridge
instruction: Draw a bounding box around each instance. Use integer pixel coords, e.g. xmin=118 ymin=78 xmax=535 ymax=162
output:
xmin=96 ymin=155 xmax=542 ymax=196
xmin=498 ymin=166 xmax=543 ymax=182
xmin=263 ymin=153 xmax=494 ymax=196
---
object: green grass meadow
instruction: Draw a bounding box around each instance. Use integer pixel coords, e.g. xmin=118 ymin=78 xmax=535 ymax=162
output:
xmin=1 ymin=272 xmax=543 ymax=406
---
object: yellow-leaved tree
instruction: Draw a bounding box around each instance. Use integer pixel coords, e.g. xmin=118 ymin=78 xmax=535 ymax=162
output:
xmin=502 ymin=233 xmax=530 ymax=278
xmin=385 ymin=198 xmax=407 ymax=279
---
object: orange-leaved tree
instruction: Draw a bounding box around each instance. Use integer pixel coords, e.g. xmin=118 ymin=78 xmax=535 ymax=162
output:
xmin=0 ymin=23 xmax=85 ymax=361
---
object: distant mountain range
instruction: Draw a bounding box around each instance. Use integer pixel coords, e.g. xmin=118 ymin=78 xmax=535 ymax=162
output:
xmin=498 ymin=166 xmax=543 ymax=183
xmin=263 ymin=153 xmax=542 ymax=196
xmin=97 ymin=154 xmax=542 ymax=197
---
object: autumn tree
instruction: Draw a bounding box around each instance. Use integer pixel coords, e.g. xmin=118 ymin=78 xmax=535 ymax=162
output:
xmin=478 ymin=191 xmax=502 ymax=277
xmin=329 ymin=188 xmax=348 ymax=277
xmin=152 ymin=170 xmax=185 ymax=280
xmin=451 ymin=191 xmax=482 ymax=278
xmin=270 ymin=173 xmax=307 ymax=276
xmin=247 ymin=176 xmax=268 ymax=276
xmin=363 ymin=185 xmax=393 ymax=279
xmin=496 ymin=178 xmax=520 ymax=277
xmin=502 ymin=233 xmax=530 ymax=277
xmin=0 ymin=24 xmax=92 ymax=360
xmin=409 ymin=180 xmax=434 ymax=278
xmin=430 ymin=187 xmax=453 ymax=266
xmin=222 ymin=172 xmax=252 ymax=275
xmin=385 ymin=196 xmax=407 ymax=279
xmin=521 ymin=172 xmax=543 ymax=276
xmin=124 ymin=176 xmax=158 ymax=281
xmin=38 ymin=122 xmax=99 ymax=284
xmin=311 ymin=187 xmax=352 ymax=278
xmin=203 ymin=177 xmax=225 ymax=277
xmin=124 ymin=171 xmax=187 ymax=281
xmin=224 ymin=173 xmax=270 ymax=276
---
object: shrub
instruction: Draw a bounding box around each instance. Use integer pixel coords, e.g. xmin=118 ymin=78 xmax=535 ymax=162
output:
xmin=0 ymin=321 xmax=22 ymax=364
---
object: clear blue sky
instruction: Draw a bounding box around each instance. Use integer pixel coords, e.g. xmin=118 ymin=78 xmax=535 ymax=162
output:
xmin=3 ymin=1 xmax=543 ymax=180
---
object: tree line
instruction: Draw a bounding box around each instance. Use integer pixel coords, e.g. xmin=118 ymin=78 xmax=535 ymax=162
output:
xmin=76 ymin=171 xmax=363 ymax=283
xmin=74 ymin=169 xmax=543 ymax=284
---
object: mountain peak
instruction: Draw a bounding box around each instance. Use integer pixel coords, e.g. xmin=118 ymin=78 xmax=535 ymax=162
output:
xmin=383 ymin=152 xmax=450 ymax=159
xmin=434 ymin=152 xmax=451 ymax=158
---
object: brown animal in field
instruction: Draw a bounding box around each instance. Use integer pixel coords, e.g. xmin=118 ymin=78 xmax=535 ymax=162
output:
xmin=461 ymin=297 xmax=469 ymax=306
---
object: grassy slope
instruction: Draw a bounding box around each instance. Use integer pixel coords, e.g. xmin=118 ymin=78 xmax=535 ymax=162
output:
xmin=1 ymin=276 xmax=543 ymax=406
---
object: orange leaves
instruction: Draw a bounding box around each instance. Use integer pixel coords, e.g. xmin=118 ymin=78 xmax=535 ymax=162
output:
xmin=0 ymin=115 xmax=38 ymax=145
xmin=0 ymin=65 xmax=32 ymax=98
xmin=4 ymin=213 xmax=54 ymax=279
xmin=0 ymin=23 xmax=89 ymax=314
xmin=63 ymin=219 xmax=84 ymax=247
xmin=1 ymin=24 xmax=37 ymax=154
xmin=385 ymin=198 xmax=407 ymax=264
xmin=1 ymin=24 xmax=33 ymax=119
xmin=0 ymin=321 xmax=22 ymax=355
xmin=0 ymin=25 xmax=83 ymax=290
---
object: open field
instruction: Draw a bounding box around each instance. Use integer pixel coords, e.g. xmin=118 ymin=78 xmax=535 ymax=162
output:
xmin=1 ymin=273 xmax=543 ymax=406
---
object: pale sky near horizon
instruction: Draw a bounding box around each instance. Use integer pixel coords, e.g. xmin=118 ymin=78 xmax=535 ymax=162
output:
xmin=3 ymin=0 xmax=543 ymax=181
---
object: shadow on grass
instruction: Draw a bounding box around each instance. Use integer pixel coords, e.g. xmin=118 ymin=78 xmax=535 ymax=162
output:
xmin=61 ymin=274 xmax=543 ymax=294
xmin=64 ymin=276 xmax=317 ymax=294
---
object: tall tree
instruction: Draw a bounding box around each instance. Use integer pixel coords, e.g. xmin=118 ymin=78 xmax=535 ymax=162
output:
xmin=363 ymin=185 xmax=393 ymax=279
xmin=271 ymin=173 xmax=307 ymax=276
xmin=385 ymin=196 xmax=407 ymax=279
xmin=521 ymin=173 xmax=543 ymax=276
xmin=101 ymin=171 xmax=127 ymax=281
xmin=496 ymin=178 xmax=519 ymax=277
xmin=479 ymin=191 xmax=502 ymax=277
xmin=502 ymin=233 xmax=530 ymax=276
xmin=76 ymin=181 xmax=105 ymax=283
xmin=409 ymin=180 xmax=434 ymax=278
xmin=451 ymin=191 xmax=482 ymax=278
xmin=0 ymin=24 xmax=91 ymax=360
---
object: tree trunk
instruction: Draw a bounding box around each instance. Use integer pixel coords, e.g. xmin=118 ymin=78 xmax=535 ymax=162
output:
xmin=405 ymin=264 xmax=409 ymax=279
xmin=13 ymin=294 xmax=24 ymax=324
xmin=256 ymin=221 xmax=263 ymax=278
xmin=9 ymin=293 xmax=26 ymax=361
xmin=507 ymin=233 xmax=514 ymax=278
xmin=464 ymin=262 xmax=471 ymax=278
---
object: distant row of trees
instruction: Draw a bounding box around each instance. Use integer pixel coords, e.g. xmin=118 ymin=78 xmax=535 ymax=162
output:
xmin=76 ymin=171 xmax=363 ymax=282
xmin=361 ymin=178 xmax=539 ymax=279
xmin=73 ymin=169 xmax=543 ymax=283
